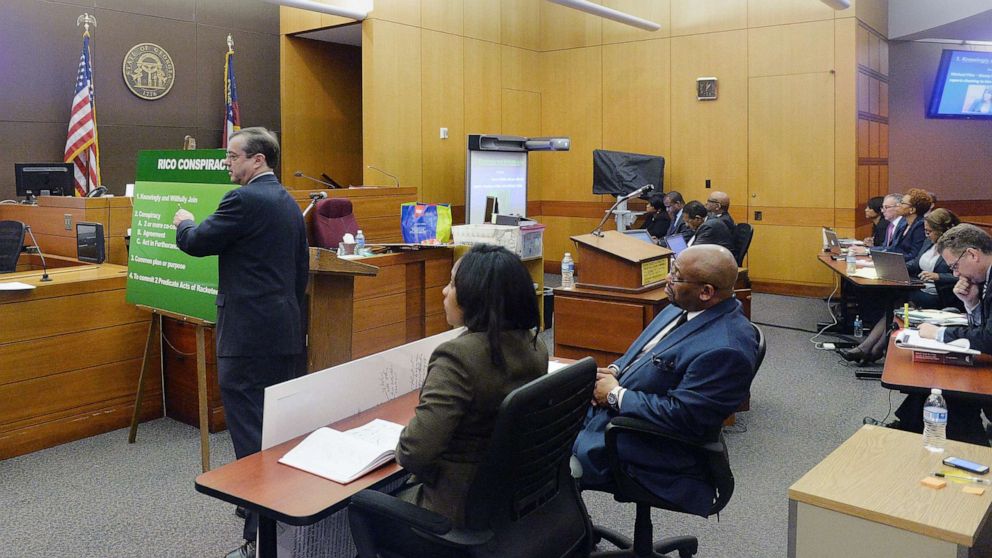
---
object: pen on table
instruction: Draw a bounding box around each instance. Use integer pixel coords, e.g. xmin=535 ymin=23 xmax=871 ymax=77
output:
xmin=904 ymin=302 xmax=909 ymax=329
xmin=933 ymin=472 xmax=992 ymax=484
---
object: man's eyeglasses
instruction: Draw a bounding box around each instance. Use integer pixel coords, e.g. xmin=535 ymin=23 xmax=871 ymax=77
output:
xmin=882 ymin=204 xmax=898 ymax=210
xmin=949 ymin=250 xmax=969 ymax=272
xmin=668 ymin=265 xmax=707 ymax=286
xmin=225 ymin=151 xmax=255 ymax=162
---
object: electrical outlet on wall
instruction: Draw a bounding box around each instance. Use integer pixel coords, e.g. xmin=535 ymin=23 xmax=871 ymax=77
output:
xmin=705 ymin=179 xmax=711 ymax=189
xmin=754 ymin=211 xmax=762 ymax=221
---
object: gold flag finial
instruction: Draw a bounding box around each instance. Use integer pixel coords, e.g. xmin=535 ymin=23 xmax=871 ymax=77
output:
xmin=76 ymin=13 xmax=97 ymax=34
xmin=227 ymin=34 xmax=234 ymax=51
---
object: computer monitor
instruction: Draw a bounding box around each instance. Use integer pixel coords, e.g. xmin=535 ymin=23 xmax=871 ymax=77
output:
xmin=664 ymin=233 xmax=688 ymax=256
xmin=76 ymin=222 xmax=105 ymax=264
xmin=15 ymin=163 xmax=73 ymax=201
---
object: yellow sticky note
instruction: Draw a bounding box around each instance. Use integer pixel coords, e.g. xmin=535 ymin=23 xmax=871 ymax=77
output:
xmin=921 ymin=476 xmax=946 ymax=489
xmin=963 ymin=486 xmax=986 ymax=496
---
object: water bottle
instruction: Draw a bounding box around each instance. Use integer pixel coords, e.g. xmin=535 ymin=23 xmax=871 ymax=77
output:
xmin=561 ymin=252 xmax=575 ymax=290
xmin=852 ymin=315 xmax=863 ymax=338
xmin=846 ymin=250 xmax=857 ymax=274
xmin=922 ymin=388 xmax=948 ymax=452
xmin=355 ymin=229 xmax=366 ymax=254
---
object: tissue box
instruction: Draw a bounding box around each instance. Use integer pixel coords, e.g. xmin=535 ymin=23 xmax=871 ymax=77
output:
xmin=451 ymin=223 xmax=545 ymax=260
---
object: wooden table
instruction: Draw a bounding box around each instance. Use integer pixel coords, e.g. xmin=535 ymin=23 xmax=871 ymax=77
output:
xmin=789 ymin=425 xmax=992 ymax=557
xmin=881 ymin=335 xmax=992 ymax=399
xmin=194 ymin=390 xmax=420 ymax=558
xmin=817 ymin=254 xmax=926 ymax=379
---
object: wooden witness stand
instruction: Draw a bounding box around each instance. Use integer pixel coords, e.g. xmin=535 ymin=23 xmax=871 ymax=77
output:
xmin=126 ymin=249 xmax=379 ymax=473
xmin=128 ymin=307 xmax=214 ymax=472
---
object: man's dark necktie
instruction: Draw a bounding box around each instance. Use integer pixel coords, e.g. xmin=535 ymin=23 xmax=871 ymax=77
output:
xmin=667 ymin=310 xmax=689 ymax=335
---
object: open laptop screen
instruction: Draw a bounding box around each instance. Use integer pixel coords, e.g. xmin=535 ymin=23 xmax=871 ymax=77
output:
xmin=664 ymin=233 xmax=688 ymax=256
xmin=622 ymin=229 xmax=655 ymax=244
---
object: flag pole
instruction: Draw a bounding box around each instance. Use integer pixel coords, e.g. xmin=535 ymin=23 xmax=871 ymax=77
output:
xmin=76 ymin=13 xmax=98 ymax=194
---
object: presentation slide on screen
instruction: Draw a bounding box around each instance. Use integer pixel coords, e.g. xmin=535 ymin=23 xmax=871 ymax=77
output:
xmin=467 ymin=150 xmax=527 ymax=224
xmin=125 ymin=181 xmax=236 ymax=322
xmin=934 ymin=51 xmax=992 ymax=116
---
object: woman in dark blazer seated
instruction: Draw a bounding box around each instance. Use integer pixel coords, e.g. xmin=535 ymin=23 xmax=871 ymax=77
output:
xmin=640 ymin=193 xmax=671 ymax=240
xmin=839 ymin=207 xmax=961 ymax=364
xmin=864 ymin=196 xmax=887 ymax=248
xmin=394 ymin=244 xmax=548 ymax=527
xmin=881 ymin=188 xmax=930 ymax=262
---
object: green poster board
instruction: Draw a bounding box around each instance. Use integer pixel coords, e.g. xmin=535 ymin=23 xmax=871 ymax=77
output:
xmin=125 ymin=150 xmax=235 ymax=322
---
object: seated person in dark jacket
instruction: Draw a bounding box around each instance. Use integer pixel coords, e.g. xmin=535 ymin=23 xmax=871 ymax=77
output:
xmin=863 ymin=196 xmax=888 ymax=248
xmin=838 ymin=208 xmax=962 ymax=364
xmin=681 ymin=200 xmax=735 ymax=253
xmin=879 ymin=188 xmax=930 ymax=262
xmin=394 ymin=244 xmax=548 ymax=527
xmin=572 ymin=245 xmax=759 ymax=516
xmin=885 ymin=224 xmax=992 ymax=446
xmin=705 ymin=190 xmax=734 ymax=228
xmin=639 ymin=193 xmax=671 ymax=240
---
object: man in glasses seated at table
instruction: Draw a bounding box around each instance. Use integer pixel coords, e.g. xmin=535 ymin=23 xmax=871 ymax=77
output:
xmin=572 ymin=245 xmax=759 ymax=517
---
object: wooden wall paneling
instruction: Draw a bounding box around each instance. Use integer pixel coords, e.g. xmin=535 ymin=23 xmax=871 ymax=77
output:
xmin=869 ymin=76 xmax=880 ymax=114
xmin=422 ymin=0 xmax=464 ymax=34
xmin=856 ymin=24 xmax=869 ymax=68
xmin=501 ymin=90 xmax=542 ymax=137
xmin=354 ymin=264 xmax=407 ymax=299
xmin=353 ymin=293 xmax=407 ymax=332
xmin=0 ymin=290 xmax=148 ymax=345
xmin=878 ymin=33 xmax=889 ymax=75
xmin=464 ymin=38 xmax=502 ymax=136
xmin=421 ymin=30 xmax=465 ymax=206
xmin=281 ymin=36 xmax=363 ymax=190
xmin=363 ymin=20 xmax=423 ymax=191
xmin=537 ymin=47 xmax=603 ymax=202
xmin=748 ymin=73 xmax=834 ymax=208
xmin=857 ymin=73 xmax=871 ymax=112
xmin=499 ymin=0 xmax=541 ymax=50
xmin=463 ymin=0 xmax=499 ymax=42
xmin=426 ymin=312 xmax=449 ymax=336
xmin=425 ymin=285 xmax=445 ymax=317
xmin=748 ymin=224 xmax=834 ymax=285
xmin=501 ymin=45 xmax=541 ymax=93
xmin=879 ymin=81 xmax=888 ymax=117
xmin=748 ymin=21 xmax=834 ymax=77
xmin=879 ymin=164 xmax=888 ymax=194
xmin=554 ymin=296 xmax=645 ymax=355
xmin=539 ymin=0 xmax=602 ymax=51
xmin=670 ymin=30 xmax=747 ymax=206
xmin=868 ymin=30 xmax=881 ymax=73
xmin=601 ymin=0 xmax=670 ymax=44
xmin=352 ymin=322 xmax=407 ymax=359
xmin=425 ymin=257 xmax=452 ymax=286
xmin=539 ymin=215 xmax=602 ymax=265
xmin=855 ymin=0 xmax=888 ymax=37
xmin=280 ymin=5 xmax=321 ymax=34
xmin=835 ymin=19 xmax=858 ymax=211
xmin=602 ymin=39 xmax=671 ymax=162
xmin=857 ymin=119 xmax=870 ymax=158
xmin=744 ymin=207 xmax=835 ymax=227
xmin=369 ymin=0 xmax=422 ymax=26
xmin=869 ymin=121 xmax=880 ymax=158
xmin=747 ymin=0 xmax=834 ymax=28
xmin=670 ymin=0 xmax=747 ymax=37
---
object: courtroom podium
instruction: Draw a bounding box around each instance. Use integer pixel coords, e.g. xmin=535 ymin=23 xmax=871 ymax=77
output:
xmin=306 ymin=247 xmax=378 ymax=372
xmin=554 ymin=231 xmax=673 ymax=366
xmin=570 ymin=231 xmax=672 ymax=293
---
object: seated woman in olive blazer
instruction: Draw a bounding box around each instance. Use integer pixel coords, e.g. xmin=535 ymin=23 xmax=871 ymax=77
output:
xmin=395 ymin=244 xmax=548 ymax=527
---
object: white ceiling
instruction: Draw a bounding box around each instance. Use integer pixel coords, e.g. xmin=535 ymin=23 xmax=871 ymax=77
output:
xmin=890 ymin=1 xmax=992 ymax=42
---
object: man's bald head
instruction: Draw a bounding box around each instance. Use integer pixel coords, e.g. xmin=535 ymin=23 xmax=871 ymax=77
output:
xmin=706 ymin=191 xmax=730 ymax=214
xmin=670 ymin=245 xmax=738 ymax=310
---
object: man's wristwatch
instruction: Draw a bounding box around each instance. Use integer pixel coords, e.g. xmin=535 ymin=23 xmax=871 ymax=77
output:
xmin=607 ymin=386 xmax=623 ymax=412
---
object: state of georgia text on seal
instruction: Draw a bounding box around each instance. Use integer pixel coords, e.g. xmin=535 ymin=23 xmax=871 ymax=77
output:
xmin=122 ymin=43 xmax=176 ymax=100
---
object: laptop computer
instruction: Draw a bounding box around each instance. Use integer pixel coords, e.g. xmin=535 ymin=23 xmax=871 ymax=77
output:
xmin=622 ymin=229 xmax=655 ymax=244
xmin=869 ymin=249 xmax=925 ymax=285
xmin=823 ymin=228 xmax=843 ymax=254
xmin=663 ymin=233 xmax=688 ymax=256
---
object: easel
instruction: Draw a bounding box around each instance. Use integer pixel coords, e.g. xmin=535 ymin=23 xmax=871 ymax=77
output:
xmin=128 ymin=306 xmax=215 ymax=473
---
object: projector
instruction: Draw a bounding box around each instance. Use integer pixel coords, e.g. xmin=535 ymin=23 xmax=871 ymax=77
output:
xmin=524 ymin=137 xmax=570 ymax=151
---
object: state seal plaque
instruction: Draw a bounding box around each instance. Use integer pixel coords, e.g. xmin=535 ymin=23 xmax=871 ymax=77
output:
xmin=123 ymin=43 xmax=175 ymax=100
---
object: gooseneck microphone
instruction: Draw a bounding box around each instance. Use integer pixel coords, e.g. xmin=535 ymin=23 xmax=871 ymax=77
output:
xmin=23 ymin=225 xmax=51 ymax=282
xmin=367 ymin=165 xmax=400 ymax=188
xmin=294 ymin=171 xmax=337 ymax=189
xmin=302 ymin=191 xmax=328 ymax=218
xmin=591 ymin=184 xmax=655 ymax=238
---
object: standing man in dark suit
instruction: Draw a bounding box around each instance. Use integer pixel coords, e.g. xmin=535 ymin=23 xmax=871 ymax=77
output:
xmin=572 ymin=245 xmax=759 ymax=516
xmin=705 ymin=190 xmax=735 ymax=228
xmin=683 ymin=200 xmax=734 ymax=252
xmin=173 ymin=127 xmax=309 ymax=558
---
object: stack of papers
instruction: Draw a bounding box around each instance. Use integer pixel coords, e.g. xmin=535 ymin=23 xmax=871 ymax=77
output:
xmin=278 ymin=419 xmax=404 ymax=484
xmin=894 ymin=308 xmax=968 ymax=327
xmin=894 ymin=330 xmax=978 ymax=355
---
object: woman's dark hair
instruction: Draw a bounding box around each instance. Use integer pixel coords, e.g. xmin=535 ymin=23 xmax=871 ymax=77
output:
xmin=683 ymin=200 xmax=707 ymax=220
xmin=454 ymin=244 xmax=540 ymax=368
xmin=646 ymin=193 xmax=665 ymax=211
xmin=904 ymin=188 xmax=932 ymax=219
xmin=925 ymin=208 xmax=960 ymax=237
xmin=867 ymin=196 xmax=883 ymax=215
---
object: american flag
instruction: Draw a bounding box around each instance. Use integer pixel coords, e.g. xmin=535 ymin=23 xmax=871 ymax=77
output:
xmin=222 ymin=44 xmax=241 ymax=148
xmin=64 ymin=30 xmax=100 ymax=196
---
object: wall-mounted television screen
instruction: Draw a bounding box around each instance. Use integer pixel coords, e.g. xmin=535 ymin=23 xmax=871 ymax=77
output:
xmin=927 ymin=49 xmax=992 ymax=119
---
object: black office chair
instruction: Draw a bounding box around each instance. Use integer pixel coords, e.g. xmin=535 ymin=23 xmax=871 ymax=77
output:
xmin=348 ymin=357 xmax=598 ymax=558
xmin=0 ymin=220 xmax=26 ymax=273
xmin=732 ymin=223 xmax=754 ymax=266
xmin=589 ymin=324 xmax=766 ymax=558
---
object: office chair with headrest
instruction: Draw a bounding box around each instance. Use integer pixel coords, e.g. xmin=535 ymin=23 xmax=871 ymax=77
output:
xmin=312 ymin=198 xmax=359 ymax=249
xmin=732 ymin=223 xmax=754 ymax=266
xmin=0 ymin=220 xmax=26 ymax=273
xmin=348 ymin=357 xmax=598 ymax=558
xmin=589 ymin=324 xmax=765 ymax=558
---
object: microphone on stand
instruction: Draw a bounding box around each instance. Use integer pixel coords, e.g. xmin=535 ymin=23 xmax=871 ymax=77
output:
xmin=367 ymin=165 xmax=400 ymax=188
xmin=294 ymin=171 xmax=337 ymax=189
xmin=24 ymin=225 xmax=51 ymax=282
xmin=590 ymin=184 xmax=655 ymax=237
xmin=302 ymin=191 xmax=328 ymax=218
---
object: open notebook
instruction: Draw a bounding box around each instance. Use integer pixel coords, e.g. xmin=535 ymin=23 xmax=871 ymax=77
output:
xmin=278 ymin=419 xmax=404 ymax=484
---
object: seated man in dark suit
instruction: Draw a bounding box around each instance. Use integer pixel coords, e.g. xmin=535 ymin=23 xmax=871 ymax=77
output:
xmin=663 ymin=191 xmax=689 ymax=238
xmin=682 ymin=200 xmax=735 ymax=252
xmin=890 ymin=224 xmax=992 ymax=445
xmin=705 ymin=190 xmax=735 ymax=228
xmin=572 ymin=245 xmax=759 ymax=516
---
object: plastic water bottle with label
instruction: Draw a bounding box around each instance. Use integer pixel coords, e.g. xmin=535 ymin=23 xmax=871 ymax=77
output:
xmin=846 ymin=250 xmax=857 ymax=274
xmin=922 ymin=388 xmax=947 ymax=452
xmin=852 ymin=315 xmax=863 ymax=338
xmin=561 ymin=252 xmax=575 ymax=290
xmin=355 ymin=229 xmax=366 ymax=255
